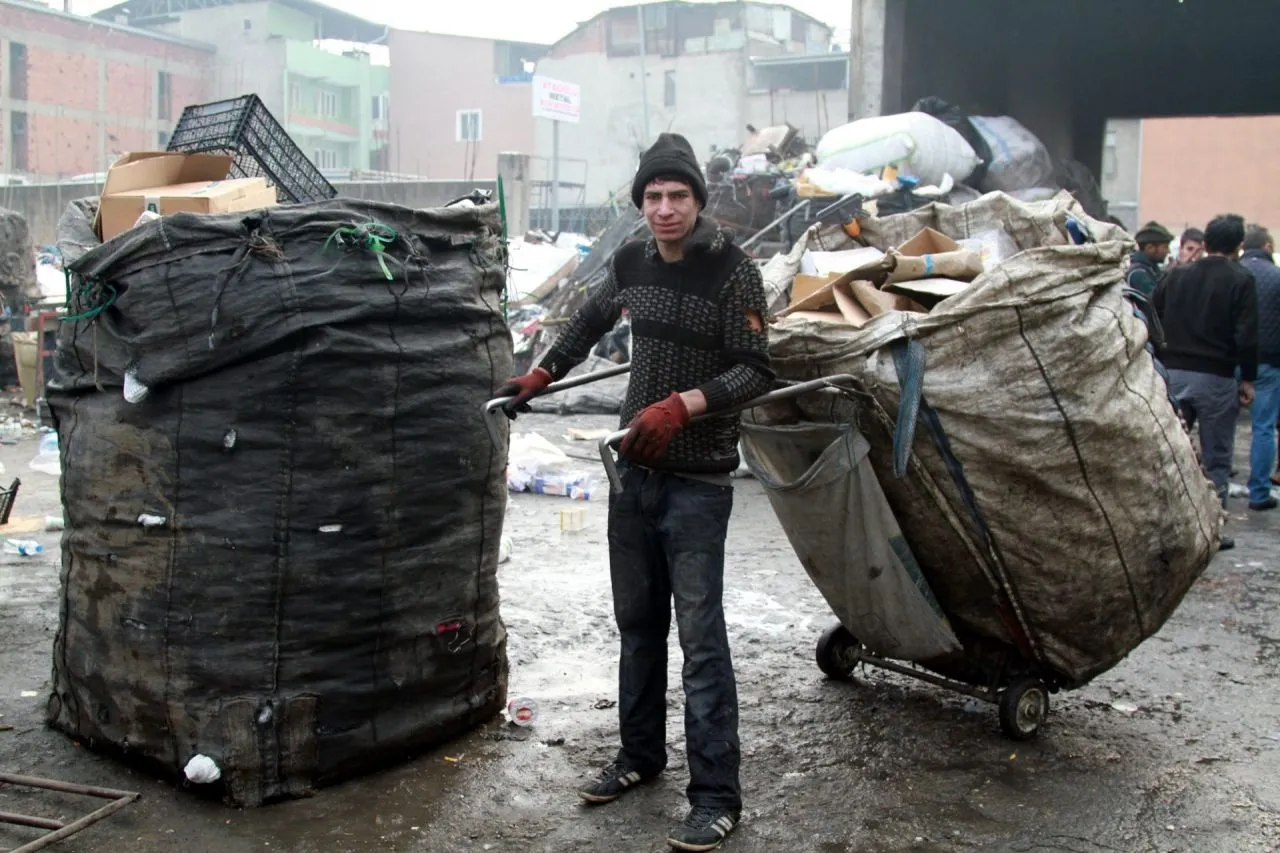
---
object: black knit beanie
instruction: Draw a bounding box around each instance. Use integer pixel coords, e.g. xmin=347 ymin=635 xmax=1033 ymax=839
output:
xmin=631 ymin=132 xmax=708 ymax=209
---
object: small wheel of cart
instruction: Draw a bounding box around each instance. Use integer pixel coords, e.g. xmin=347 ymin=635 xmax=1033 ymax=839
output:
xmin=998 ymin=677 xmax=1050 ymax=741
xmin=815 ymin=624 xmax=863 ymax=682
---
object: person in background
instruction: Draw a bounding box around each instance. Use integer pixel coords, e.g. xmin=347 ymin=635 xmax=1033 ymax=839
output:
xmin=1154 ymin=214 xmax=1258 ymax=551
xmin=1240 ymin=225 xmax=1280 ymax=510
xmin=1126 ymin=221 xmax=1175 ymax=297
xmin=1175 ymin=227 xmax=1206 ymax=268
xmin=499 ymin=132 xmax=772 ymax=851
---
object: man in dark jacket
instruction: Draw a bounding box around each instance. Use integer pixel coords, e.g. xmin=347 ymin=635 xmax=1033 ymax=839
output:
xmin=1241 ymin=226 xmax=1280 ymax=510
xmin=1126 ymin=221 xmax=1174 ymax=297
xmin=1154 ymin=214 xmax=1258 ymax=550
xmin=499 ymin=133 xmax=772 ymax=851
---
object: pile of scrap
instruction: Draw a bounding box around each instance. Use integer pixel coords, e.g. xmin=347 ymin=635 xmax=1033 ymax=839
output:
xmin=750 ymin=190 xmax=1220 ymax=690
xmin=45 ymin=122 xmax=511 ymax=806
xmin=701 ymin=102 xmax=1112 ymax=260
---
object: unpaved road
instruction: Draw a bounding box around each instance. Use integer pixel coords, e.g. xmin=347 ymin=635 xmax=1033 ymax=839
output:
xmin=0 ymin=413 xmax=1275 ymax=853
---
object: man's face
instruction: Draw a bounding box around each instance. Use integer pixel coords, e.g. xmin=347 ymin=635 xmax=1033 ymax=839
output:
xmin=642 ymin=179 xmax=699 ymax=244
xmin=1178 ymin=240 xmax=1204 ymax=265
xmin=1146 ymin=242 xmax=1171 ymax=264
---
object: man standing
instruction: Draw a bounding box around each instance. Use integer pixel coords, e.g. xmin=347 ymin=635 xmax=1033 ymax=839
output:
xmin=1240 ymin=225 xmax=1280 ymax=511
xmin=1174 ymin=227 xmax=1206 ymax=268
xmin=1154 ymin=214 xmax=1258 ymax=550
xmin=499 ymin=132 xmax=772 ymax=851
xmin=1126 ymin=221 xmax=1174 ymax=297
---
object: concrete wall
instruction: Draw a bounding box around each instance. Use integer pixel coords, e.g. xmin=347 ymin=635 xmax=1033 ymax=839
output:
xmin=387 ymin=31 xmax=538 ymax=181
xmin=146 ymin=4 xmax=285 ymax=117
xmin=0 ymin=179 xmax=498 ymax=247
xmin=0 ymin=2 xmax=213 ymax=179
xmin=1100 ymin=118 xmax=1142 ymax=231
xmin=536 ymin=42 xmax=747 ymax=203
xmin=746 ymin=89 xmax=846 ymax=144
xmin=1138 ymin=116 xmax=1280 ymax=235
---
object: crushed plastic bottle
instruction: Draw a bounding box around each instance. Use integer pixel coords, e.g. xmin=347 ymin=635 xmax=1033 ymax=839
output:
xmin=29 ymin=432 xmax=60 ymax=476
xmin=507 ymin=697 xmax=539 ymax=727
xmin=4 ymin=540 xmax=43 ymax=557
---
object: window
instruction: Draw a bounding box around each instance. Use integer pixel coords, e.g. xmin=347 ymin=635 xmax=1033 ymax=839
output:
xmin=456 ymin=110 xmax=482 ymax=143
xmin=242 ymin=17 xmax=252 ymax=31
xmin=313 ymin=148 xmax=338 ymax=169
xmin=157 ymin=130 xmax=171 ymax=149
xmin=495 ymin=41 xmax=543 ymax=79
xmin=371 ymin=93 xmax=389 ymax=121
xmin=316 ymin=90 xmax=338 ymax=118
xmin=10 ymin=111 xmax=28 ymax=172
xmin=157 ymin=71 xmax=172 ymax=120
xmin=9 ymin=43 xmax=28 ymax=101
xmin=664 ymin=71 xmax=676 ymax=108
xmin=290 ymin=84 xmax=302 ymax=112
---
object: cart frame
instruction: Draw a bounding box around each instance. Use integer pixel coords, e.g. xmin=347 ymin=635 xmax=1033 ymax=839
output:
xmin=483 ymin=365 xmax=1054 ymax=740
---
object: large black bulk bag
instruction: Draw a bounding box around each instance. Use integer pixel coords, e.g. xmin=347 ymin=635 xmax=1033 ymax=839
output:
xmin=46 ymin=198 xmax=512 ymax=806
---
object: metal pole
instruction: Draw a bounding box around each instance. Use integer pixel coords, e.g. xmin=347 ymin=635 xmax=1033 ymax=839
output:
xmin=551 ymin=119 xmax=561 ymax=233
xmin=637 ymin=3 xmax=651 ymax=147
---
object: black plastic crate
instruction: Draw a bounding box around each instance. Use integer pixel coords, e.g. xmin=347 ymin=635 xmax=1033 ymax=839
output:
xmin=166 ymin=94 xmax=337 ymax=204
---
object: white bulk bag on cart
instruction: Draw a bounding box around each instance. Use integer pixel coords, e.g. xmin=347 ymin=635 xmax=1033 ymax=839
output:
xmin=765 ymin=192 xmax=1222 ymax=686
xmin=816 ymin=112 xmax=981 ymax=186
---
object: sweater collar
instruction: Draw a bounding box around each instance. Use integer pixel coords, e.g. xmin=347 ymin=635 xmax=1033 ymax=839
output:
xmin=644 ymin=217 xmax=732 ymax=263
xmin=1242 ymin=248 xmax=1275 ymax=265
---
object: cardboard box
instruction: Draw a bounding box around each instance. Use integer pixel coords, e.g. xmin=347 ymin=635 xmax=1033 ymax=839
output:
xmin=800 ymin=246 xmax=888 ymax=278
xmin=97 ymin=152 xmax=277 ymax=241
xmin=888 ymin=226 xmax=984 ymax=284
xmin=884 ymin=277 xmax=972 ymax=302
xmin=848 ymin=278 xmax=927 ymax=317
xmin=789 ymin=273 xmax=840 ymax=309
xmin=782 ymin=271 xmax=926 ymax=321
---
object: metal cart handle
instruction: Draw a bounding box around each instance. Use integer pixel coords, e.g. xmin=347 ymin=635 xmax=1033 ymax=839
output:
xmin=597 ymin=374 xmax=857 ymax=491
xmin=483 ymin=362 xmax=633 ymax=450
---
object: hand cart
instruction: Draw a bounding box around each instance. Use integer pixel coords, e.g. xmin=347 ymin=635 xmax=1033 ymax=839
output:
xmin=485 ymin=367 xmax=1056 ymax=740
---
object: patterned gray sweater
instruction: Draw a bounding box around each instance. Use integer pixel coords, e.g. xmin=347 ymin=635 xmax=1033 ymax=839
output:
xmin=539 ymin=219 xmax=773 ymax=474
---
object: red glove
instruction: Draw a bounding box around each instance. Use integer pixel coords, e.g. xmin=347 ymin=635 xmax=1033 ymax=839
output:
xmin=620 ymin=393 xmax=690 ymax=463
xmin=497 ymin=367 xmax=553 ymax=419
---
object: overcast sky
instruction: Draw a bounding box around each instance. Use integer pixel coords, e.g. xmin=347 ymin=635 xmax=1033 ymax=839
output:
xmin=75 ymin=0 xmax=853 ymax=46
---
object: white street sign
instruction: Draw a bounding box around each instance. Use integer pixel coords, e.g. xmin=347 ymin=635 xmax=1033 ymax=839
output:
xmin=532 ymin=75 xmax=581 ymax=124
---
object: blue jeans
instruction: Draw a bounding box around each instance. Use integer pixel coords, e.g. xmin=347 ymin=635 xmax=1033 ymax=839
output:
xmin=1248 ymin=365 xmax=1280 ymax=504
xmin=607 ymin=464 xmax=740 ymax=811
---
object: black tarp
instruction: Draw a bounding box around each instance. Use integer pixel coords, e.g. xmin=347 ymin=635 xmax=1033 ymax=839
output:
xmin=46 ymin=198 xmax=512 ymax=806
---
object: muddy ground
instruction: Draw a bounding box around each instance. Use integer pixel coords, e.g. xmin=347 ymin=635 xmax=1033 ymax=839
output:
xmin=0 ymin=412 xmax=1275 ymax=853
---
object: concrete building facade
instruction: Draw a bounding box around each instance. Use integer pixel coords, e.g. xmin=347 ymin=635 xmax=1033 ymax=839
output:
xmin=533 ymin=1 xmax=838 ymax=204
xmin=0 ymin=0 xmax=213 ymax=180
xmin=96 ymin=0 xmax=390 ymax=173
xmin=386 ymin=31 xmax=545 ymax=181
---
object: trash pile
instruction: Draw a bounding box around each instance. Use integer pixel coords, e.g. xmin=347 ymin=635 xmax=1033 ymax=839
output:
xmin=44 ymin=129 xmax=512 ymax=804
xmin=747 ymin=191 xmax=1220 ymax=688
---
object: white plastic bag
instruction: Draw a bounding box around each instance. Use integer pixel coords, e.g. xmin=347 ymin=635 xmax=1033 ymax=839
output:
xmin=816 ymin=112 xmax=980 ymax=186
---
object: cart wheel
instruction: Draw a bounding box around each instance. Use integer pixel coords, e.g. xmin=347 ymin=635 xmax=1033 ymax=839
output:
xmin=815 ymin=624 xmax=862 ymax=681
xmin=998 ymin=678 xmax=1050 ymax=741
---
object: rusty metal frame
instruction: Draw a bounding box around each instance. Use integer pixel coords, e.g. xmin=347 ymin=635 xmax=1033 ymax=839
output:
xmin=0 ymin=773 xmax=140 ymax=853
